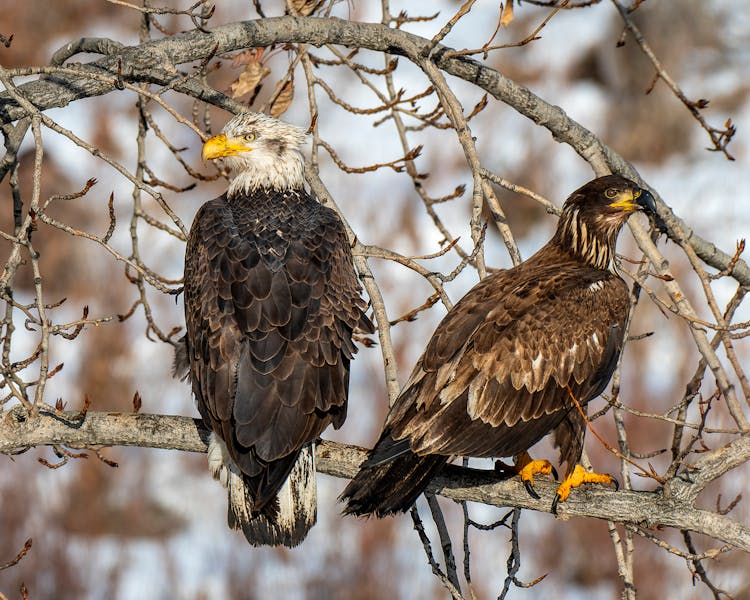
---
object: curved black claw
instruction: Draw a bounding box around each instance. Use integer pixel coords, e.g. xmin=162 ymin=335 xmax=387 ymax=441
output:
xmin=524 ymin=480 xmax=541 ymax=500
xmin=551 ymin=494 xmax=561 ymax=515
xmin=609 ymin=475 xmax=620 ymax=492
xmin=550 ymin=465 xmax=559 ymax=481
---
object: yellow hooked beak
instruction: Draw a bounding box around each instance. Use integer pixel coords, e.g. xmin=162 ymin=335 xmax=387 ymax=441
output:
xmin=201 ymin=134 xmax=252 ymax=161
xmin=608 ymin=188 xmax=641 ymax=212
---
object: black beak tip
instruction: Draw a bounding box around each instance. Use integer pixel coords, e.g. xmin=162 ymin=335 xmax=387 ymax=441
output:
xmin=637 ymin=188 xmax=657 ymax=214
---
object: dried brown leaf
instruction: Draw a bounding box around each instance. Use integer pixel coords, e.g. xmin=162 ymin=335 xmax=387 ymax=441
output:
xmin=500 ymin=0 xmax=514 ymax=27
xmin=291 ymin=0 xmax=323 ymax=16
xmin=270 ymin=79 xmax=295 ymax=118
xmin=231 ymin=48 xmax=264 ymax=68
xmin=229 ymin=62 xmax=271 ymax=99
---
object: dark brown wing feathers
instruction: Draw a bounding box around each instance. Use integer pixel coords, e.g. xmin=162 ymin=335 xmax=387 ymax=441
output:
xmin=343 ymin=241 xmax=629 ymax=516
xmin=185 ymin=188 xmax=371 ymax=510
xmin=385 ymin=252 xmax=628 ymax=466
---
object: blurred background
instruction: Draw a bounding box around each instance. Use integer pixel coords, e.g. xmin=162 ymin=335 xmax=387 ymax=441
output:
xmin=0 ymin=1 xmax=748 ymax=598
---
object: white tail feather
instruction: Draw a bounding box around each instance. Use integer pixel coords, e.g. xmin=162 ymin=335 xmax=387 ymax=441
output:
xmin=207 ymin=433 xmax=317 ymax=547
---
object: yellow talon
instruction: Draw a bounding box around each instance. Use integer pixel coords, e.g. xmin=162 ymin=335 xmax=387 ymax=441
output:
xmin=553 ymin=464 xmax=616 ymax=514
xmin=514 ymin=452 xmax=556 ymax=499
xmin=517 ymin=458 xmax=554 ymax=486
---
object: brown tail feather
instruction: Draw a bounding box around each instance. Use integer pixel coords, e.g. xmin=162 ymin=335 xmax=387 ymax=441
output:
xmin=210 ymin=433 xmax=317 ymax=547
xmin=341 ymin=436 xmax=446 ymax=517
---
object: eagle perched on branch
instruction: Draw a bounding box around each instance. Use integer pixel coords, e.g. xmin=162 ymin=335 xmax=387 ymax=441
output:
xmin=176 ymin=112 xmax=372 ymax=546
xmin=342 ymin=175 xmax=655 ymax=517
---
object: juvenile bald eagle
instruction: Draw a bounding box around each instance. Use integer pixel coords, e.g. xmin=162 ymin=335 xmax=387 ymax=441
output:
xmin=342 ymin=175 xmax=655 ymax=517
xmin=176 ymin=112 xmax=372 ymax=546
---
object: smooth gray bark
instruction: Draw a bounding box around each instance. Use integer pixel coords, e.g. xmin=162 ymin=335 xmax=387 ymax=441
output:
xmin=1 ymin=408 xmax=748 ymax=554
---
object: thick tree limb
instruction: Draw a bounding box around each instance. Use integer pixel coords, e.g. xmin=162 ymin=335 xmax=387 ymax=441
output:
xmin=0 ymin=16 xmax=747 ymax=287
xmin=1 ymin=408 xmax=748 ymax=554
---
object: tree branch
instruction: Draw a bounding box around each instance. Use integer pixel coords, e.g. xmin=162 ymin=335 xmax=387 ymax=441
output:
xmin=1 ymin=408 xmax=748 ymax=554
xmin=1 ymin=16 xmax=745 ymax=288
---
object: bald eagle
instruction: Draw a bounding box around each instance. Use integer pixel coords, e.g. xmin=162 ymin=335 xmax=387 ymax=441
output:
xmin=176 ymin=112 xmax=372 ymax=546
xmin=341 ymin=175 xmax=655 ymax=517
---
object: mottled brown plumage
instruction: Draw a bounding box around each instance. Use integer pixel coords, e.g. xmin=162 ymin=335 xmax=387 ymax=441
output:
xmin=342 ymin=175 xmax=655 ymax=517
xmin=177 ymin=113 xmax=371 ymax=546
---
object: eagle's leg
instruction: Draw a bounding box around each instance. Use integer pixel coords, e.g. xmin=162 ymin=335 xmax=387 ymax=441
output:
xmin=551 ymin=464 xmax=619 ymax=514
xmin=505 ymin=451 xmax=558 ymax=500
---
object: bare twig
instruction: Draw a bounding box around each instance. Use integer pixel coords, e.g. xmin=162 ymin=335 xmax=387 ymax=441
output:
xmin=0 ymin=539 xmax=32 ymax=571
xmin=410 ymin=505 xmax=465 ymax=600
xmin=611 ymin=0 xmax=736 ymax=160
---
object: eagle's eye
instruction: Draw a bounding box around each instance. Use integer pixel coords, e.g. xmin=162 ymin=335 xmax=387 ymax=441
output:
xmin=604 ymin=188 xmax=619 ymax=199
xmin=243 ymin=133 xmax=256 ymax=143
